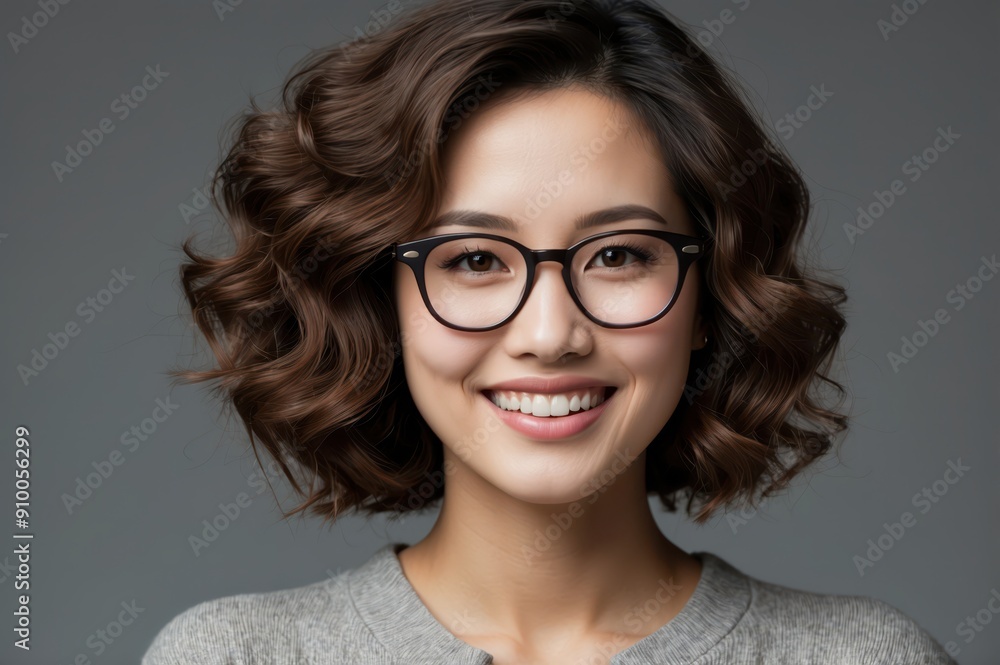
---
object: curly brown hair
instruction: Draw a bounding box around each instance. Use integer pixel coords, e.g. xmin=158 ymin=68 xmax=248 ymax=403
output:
xmin=170 ymin=0 xmax=849 ymax=526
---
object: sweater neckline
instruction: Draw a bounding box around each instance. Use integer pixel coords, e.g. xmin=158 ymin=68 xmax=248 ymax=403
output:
xmin=347 ymin=542 xmax=752 ymax=664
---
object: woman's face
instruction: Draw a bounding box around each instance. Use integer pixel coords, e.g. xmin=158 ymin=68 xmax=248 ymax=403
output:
xmin=393 ymin=85 xmax=706 ymax=505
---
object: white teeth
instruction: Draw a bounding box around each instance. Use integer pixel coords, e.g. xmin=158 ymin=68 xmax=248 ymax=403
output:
xmin=532 ymin=395 xmax=550 ymax=417
xmin=549 ymin=395 xmax=569 ymax=417
xmin=486 ymin=388 xmax=610 ymax=417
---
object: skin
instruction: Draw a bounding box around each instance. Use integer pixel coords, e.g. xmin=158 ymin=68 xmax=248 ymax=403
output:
xmin=392 ymin=84 xmax=708 ymax=665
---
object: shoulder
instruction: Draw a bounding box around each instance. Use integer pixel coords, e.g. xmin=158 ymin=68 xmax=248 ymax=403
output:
xmin=737 ymin=570 xmax=956 ymax=664
xmin=141 ymin=572 xmax=355 ymax=665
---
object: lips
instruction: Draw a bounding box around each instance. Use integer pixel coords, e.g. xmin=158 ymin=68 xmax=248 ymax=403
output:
xmin=481 ymin=384 xmax=617 ymax=438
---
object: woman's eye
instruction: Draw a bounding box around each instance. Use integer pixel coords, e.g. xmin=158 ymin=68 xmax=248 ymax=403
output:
xmin=591 ymin=248 xmax=639 ymax=269
xmin=454 ymin=253 xmax=503 ymax=272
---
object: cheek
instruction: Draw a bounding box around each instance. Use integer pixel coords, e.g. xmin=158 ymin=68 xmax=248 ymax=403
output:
xmin=616 ymin=277 xmax=699 ymax=402
xmin=616 ymin=324 xmax=692 ymax=387
xmin=393 ymin=263 xmax=485 ymax=402
xmin=398 ymin=326 xmax=491 ymax=456
xmin=403 ymin=331 xmax=481 ymax=391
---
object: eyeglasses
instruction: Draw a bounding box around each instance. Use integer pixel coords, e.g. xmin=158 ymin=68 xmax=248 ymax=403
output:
xmin=391 ymin=229 xmax=706 ymax=331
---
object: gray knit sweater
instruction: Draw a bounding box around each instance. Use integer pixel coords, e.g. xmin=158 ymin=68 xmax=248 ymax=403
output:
xmin=141 ymin=542 xmax=956 ymax=664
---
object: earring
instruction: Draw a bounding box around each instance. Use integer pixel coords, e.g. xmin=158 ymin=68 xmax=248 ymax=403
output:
xmin=703 ymin=334 xmax=709 ymax=344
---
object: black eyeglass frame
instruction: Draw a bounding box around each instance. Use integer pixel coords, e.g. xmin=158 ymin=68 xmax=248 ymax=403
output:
xmin=391 ymin=228 xmax=707 ymax=332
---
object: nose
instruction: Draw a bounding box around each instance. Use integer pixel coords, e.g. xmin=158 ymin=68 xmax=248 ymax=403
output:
xmin=500 ymin=260 xmax=593 ymax=363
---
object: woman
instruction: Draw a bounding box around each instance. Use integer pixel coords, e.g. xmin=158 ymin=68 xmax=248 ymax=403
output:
xmin=143 ymin=0 xmax=956 ymax=663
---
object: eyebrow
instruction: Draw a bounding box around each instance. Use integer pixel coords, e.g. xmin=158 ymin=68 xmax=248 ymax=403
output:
xmin=426 ymin=204 xmax=670 ymax=232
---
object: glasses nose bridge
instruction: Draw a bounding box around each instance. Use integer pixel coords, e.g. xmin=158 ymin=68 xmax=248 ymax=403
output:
xmin=529 ymin=247 xmax=570 ymax=268
xmin=521 ymin=247 xmax=576 ymax=308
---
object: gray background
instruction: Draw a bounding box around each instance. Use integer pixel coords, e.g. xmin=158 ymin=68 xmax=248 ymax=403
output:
xmin=2 ymin=0 xmax=997 ymax=663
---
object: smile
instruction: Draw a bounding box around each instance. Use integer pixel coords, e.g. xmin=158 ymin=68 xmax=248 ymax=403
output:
xmin=482 ymin=386 xmax=616 ymax=417
xmin=479 ymin=387 xmax=619 ymax=440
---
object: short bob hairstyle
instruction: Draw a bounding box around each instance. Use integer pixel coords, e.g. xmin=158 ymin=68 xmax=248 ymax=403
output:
xmin=172 ymin=0 xmax=849 ymax=526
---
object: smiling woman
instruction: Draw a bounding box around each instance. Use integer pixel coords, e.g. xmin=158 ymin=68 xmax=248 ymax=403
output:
xmin=143 ymin=1 xmax=956 ymax=664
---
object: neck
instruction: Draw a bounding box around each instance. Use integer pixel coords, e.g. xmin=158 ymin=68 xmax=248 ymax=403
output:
xmin=396 ymin=447 xmax=702 ymax=648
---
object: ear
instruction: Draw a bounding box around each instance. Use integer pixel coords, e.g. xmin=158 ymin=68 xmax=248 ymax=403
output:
xmin=691 ymin=311 xmax=708 ymax=351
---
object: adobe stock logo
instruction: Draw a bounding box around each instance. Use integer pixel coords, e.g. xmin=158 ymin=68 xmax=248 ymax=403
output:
xmin=17 ymin=267 xmax=135 ymax=386
xmin=51 ymin=65 xmax=170 ymax=182
xmin=944 ymin=587 xmax=1000 ymax=659
xmin=7 ymin=0 xmax=72 ymax=55
xmin=853 ymin=458 xmax=970 ymax=576
xmin=843 ymin=126 xmax=960 ymax=244
xmin=887 ymin=253 xmax=997 ymax=373
xmin=62 ymin=395 xmax=180 ymax=515
xmin=877 ymin=0 xmax=931 ymax=41
xmin=774 ymin=84 xmax=834 ymax=141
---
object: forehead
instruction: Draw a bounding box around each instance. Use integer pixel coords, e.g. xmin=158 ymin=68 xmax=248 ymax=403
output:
xmin=434 ymin=85 xmax=694 ymax=238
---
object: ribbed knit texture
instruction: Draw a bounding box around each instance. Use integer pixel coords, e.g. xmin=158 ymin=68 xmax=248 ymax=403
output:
xmin=142 ymin=542 xmax=956 ymax=664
